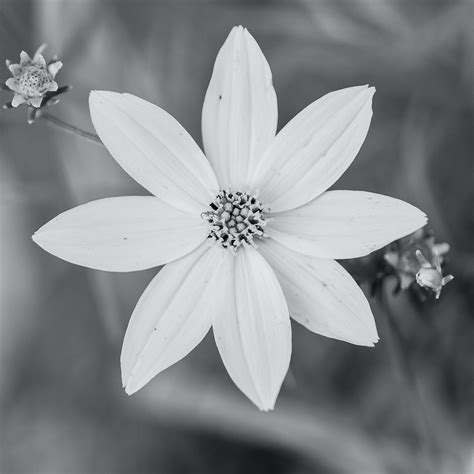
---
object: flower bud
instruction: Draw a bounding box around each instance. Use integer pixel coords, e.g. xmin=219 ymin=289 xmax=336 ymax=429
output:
xmin=3 ymin=44 xmax=71 ymax=122
xmin=384 ymin=229 xmax=453 ymax=299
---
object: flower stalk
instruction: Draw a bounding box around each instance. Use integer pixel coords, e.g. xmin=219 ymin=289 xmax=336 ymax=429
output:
xmin=37 ymin=111 xmax=102 ymax=145
xmin=378 ymin=286 xmax=438 ymax=474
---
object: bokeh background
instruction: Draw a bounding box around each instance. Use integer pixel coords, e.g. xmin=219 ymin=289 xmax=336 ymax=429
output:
xmin=1 ymin=0 xmax=473 ymax=472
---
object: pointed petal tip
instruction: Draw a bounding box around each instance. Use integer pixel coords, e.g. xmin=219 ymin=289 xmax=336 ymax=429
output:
xmin=347 ymin=325 xmax=379 ymax=347
xmin=366 ymin=325 xmax=379 ymax=347
xmin=347 ymin=84 xmax=374 ymax=94
xmin=32 ymin=219 xmax=51 ymax=242
xmin=349 ymin=332 xmax=378 ymax=348
xmin=352 ymin=84 xmax=375 ymax=102
xmin=257 ymin=404 xmax=274 ymax=413
xmin=246 ymin=385 xmax=282 ymax=412
xmin=229 ymin=25 xmax=254 ymax=42
xmin=361 ymin=85 xmax=376 ymax=102
xmin=122 ymin=368 xmax=160 ymax=396
xmin=122 ymin=371 xmax=143 ymax=395
xmin=124 ymin=383 xmax=136 ymax=396
xmin=408 ymin=206 xmax=428 ymax=232
xmin=369 ymin=336 xmax=380 ymax=347
xmin=249 ymin=392 xmax=276 ymax=412
xmin=31 ymin=228 xmax=49 ymax=248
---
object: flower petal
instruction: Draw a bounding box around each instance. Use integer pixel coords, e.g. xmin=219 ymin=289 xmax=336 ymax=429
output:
xmin=213 ymin=246 xmax=291 ymax=411
xmin=33 ymin=44 xmax=47 ymax=63
xmin=202 ymin=26 xmax=277 ymax=189
xmin=34 ymin=54 xmax=47 ymax=68
xmin=20 ymin=51 xmax=31 ymax=65
xmin=48 ymin=61 xmax=63 ymax=79
xmin=8 ymin=63 xmax=21 ymax=76
xmin=46 ymin=81 xmax=59 ymax=92
xmin=29 ymin=96 xmax=43 ymax=108
xmin=259 ymin=239 xmax=378 ymax=346
xmin=267 ymin=190 xmax=427 ymax=259
xmin=32 ymin=196 xmax=208 ymax=271
xmin=89 ymin=91 xmax=219 ymax=214
xmin=5 ymin=78 xmax=18 ymax=91
xmin=121 ymin=242 xmax=224 ymax=394
xmin=11 ymin=93 xmax=26 ymax=107
xmin=252 ymin=85 xmax=375 ymax=212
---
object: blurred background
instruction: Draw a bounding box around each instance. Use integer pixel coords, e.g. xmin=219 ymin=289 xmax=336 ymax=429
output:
xmin=1 ymin=0 xmax=473 ymax=472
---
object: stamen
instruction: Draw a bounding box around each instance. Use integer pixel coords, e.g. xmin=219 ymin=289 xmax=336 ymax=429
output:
xmin=201 ymin=189 xmax=268 ymax=252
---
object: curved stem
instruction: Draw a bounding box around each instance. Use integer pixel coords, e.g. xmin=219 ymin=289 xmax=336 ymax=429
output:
xmin=39 ymin=112 xmax=103 ymax=146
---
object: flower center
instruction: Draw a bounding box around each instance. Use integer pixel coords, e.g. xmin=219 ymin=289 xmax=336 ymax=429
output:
xmin=202 ymin=190 xmax=268 ymax=252
xmin=18 ymin=66 xmax=51 ymax=96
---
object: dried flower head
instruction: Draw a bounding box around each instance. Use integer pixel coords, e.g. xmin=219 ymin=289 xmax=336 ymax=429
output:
xmin=384 ymin=229 xmax=453 ymax=298
xmin=4 ymin=44 xmax=62 ymax=108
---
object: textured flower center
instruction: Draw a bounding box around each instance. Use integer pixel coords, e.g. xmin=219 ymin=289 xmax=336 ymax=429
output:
xmin=18 ymin=66 xmax=51 ymax=96
xmin=202 ymin=190 xmax=268 ymax=251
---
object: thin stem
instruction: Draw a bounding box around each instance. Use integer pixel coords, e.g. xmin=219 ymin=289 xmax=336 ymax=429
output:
xmin=39 ymin=112 xmax=103 ymax=146
xmin=379 ymin=287 xmax=436 ymax=473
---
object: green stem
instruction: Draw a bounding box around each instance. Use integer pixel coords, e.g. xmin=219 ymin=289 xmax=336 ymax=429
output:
xmin=39 ymin=112 xmax=102 ymax=146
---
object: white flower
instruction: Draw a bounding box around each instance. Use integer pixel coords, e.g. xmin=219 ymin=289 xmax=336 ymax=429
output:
xmin=33 ymin=26 xmax=427 ymax=410
xmin=5 ymin=44 xmax=62 ymax=108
